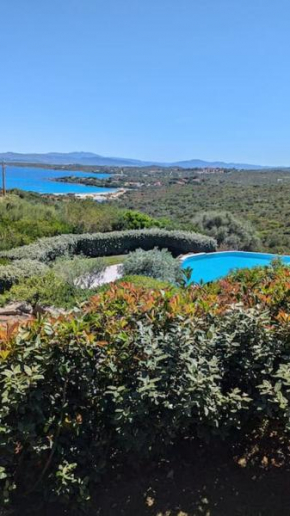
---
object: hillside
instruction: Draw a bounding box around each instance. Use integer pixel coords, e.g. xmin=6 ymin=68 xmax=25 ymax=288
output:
xmin=118 ymin=168 xmax=290 ymax=253
xmin=0 ymin=151 xmax=270 ymax=169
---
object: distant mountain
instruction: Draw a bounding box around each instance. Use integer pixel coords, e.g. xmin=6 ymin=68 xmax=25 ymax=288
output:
xmin=0 ymin=151 xmax=270 ymax=170
xmin=172 ymin=159 xmax=268 ymax=170
xmin=0 ymin=152 xmax=155 ymax=167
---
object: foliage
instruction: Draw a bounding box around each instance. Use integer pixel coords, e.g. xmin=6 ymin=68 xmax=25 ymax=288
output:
xmin=121 ymin=210 xmax=172 ymax=230
xmin=0 ymin=260 xmax=48 ymax=293
xmin=121 ymin=248 xmax=183 ymax=283
xmin=118 ymin=275 xmax=174 ymax=290
xmin=0 ymin=193 xmax=170 ymax=252
xmin=101 ymin=254 xmax=126 ymax=266
xmin=118 ymin=169 xmax=290 ymax=253
xmin=0 ymin=193 xmax=72 ymax=250
xmin=95 ymin=275 xmax=176 ymax=295
xmin=2 ymin=264 xmax=290 ymax=506
xmin=2 ymin=229 xmax=217 ymax=263
xmin=0 ymin=270 xmax=94 ymax=309
xmin=192 ymin=211 xmax=261 ymax=251
xmin=52 ymin=256 xmax=106 ymax=289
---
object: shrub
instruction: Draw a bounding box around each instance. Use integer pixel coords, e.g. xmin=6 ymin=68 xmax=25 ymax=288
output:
xmin=96 ymin=275 xmax=176 ymax=295
xmin=0 ymin=193 xmax=174 ymax=251
xmin=52 ymin=256 xmax=106 ymax=289
xmin=0 ymin=270 xmax=94 ymax=309
xmin=121 ymin=248 xmax=183 ymax=283
xmin=0 ymin=193 xmax=72 ymax=251
xmin=121 ymin=210 xmax=170 ymax=229
xmin=2 ymin=266 xmax=290 ymax=506
xmin=192 ymin=211 xmax=261 ymax=251
xmin=119 ymin=275 xmax=175 ymax=290
xmin=0 ymin=259 xmax=48 ymax=293
xmin=1 ymin=229 xmax=217 ymax=263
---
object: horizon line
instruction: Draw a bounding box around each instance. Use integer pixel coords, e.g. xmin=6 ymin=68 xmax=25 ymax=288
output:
xmin=0 ymin=150 xmax=280 ymax=168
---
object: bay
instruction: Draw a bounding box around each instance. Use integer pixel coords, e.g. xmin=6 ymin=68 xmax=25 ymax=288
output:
xmin=3 ymin=166 xmax=118 ymax=195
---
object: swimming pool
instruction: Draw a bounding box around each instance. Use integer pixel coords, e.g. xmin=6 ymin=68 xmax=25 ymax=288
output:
xmin=181 ymin=251 xmax=290 ymax=284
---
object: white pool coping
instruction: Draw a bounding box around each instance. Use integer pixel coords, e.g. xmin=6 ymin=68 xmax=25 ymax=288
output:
xmin=179 ymin=250 xmax=290 ymax=262
xmin=179 ymin=252 xmax=206 ymax=262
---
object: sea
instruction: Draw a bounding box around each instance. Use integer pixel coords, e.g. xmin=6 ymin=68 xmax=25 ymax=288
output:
xmin=3 ymin=165 xmax=118 ymax=195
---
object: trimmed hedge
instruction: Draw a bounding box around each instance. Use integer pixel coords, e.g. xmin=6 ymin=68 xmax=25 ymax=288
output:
xmin=0 ymin=260 xmax=48 ymax=293
xmin=1 ymin=229 xmax=217 ymax=263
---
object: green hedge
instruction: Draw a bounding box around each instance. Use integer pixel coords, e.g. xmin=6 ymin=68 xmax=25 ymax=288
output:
xmin=1 ymin=229 xmax=217 ymax=263
xmin=0 ymin=260 xmax=48 ymax=293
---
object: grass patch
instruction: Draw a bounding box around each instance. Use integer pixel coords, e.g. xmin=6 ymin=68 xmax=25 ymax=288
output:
xmin=101 ymin=254 xmax=126 ymax=265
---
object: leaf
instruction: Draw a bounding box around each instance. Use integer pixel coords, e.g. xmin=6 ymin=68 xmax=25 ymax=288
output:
xmin=0 ymin=467 xmax=7 ymax=480
xmin=24 ymin=365 xmax=32 ymax=376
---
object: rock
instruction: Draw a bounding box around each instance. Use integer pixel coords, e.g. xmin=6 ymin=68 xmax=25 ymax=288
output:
xmin=43 ymin=306 xmax=68 ymax=317
xmin=0 ymin=302 xmax=75 ymax=329
xmin=18 ymin=302 xmax=33 ymax=314
xmin=33 ymin=304 xmax=69 ymax=317
xmin=0 ymin=302 xmax=33 ymax=316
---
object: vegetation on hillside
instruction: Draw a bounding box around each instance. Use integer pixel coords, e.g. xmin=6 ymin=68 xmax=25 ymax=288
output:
xmin=0 ymin=192 xmax=169 ymax=251
xmin=4 ymin=168 xmax=290 ymax=255
xmin=118 ymin=169 xmax=290 ymax=253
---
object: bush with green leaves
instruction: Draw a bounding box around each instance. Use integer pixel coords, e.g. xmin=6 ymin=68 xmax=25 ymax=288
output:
xmin=0 ymin=259 xmax=49 ymax=293
xmin=52 ymin=256 xmax=106 ymax=289
xmin=0 ymin=192 xmax=170 ymax=252
xmin=192 ymin=211 xmax=261 ymax=251
xmin=0 ymin=255 xmax=108 ymax=307
xmin=122 ymin=210 xmax=172 ymax=229
xmin=121 ymin=248 xmax=183 ymax=283
xmin=2 ymin=229 xmax=217 ymax=263
xmin=119 ymin=275 xmax=174 ymax=290
xmin=2 ymin=266 xmax=290 ymax=507
xmin=0 ymin=270 xmax=94 ymax=309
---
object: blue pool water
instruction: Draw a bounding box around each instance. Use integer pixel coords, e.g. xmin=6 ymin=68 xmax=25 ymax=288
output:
xmin=182 ymin=251 xmax=290 ymax=284
xmin=4 ymin=166 xmax=118 ymax=195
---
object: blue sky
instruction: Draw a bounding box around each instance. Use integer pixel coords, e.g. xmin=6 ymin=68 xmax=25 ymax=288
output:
xmin=1 ymin=0 xmax=290 ymax=165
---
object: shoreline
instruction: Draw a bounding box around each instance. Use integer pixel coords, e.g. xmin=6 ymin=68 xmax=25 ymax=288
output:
xmin=73 ymin=188 xmax=127 ymax=201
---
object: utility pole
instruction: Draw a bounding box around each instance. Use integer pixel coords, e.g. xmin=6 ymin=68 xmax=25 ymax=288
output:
xmin=1 ymin=162 xmax=6 ymax=196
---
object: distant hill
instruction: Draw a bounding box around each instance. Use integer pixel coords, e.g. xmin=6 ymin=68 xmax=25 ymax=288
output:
xmin=0 ymin=151 xmax=270 ymax=170
xmin=172 ymin=159 xmax=268 ymax=170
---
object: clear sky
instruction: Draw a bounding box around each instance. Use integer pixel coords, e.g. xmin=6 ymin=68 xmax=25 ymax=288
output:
xmin=1 ymin=0 xmax=290 ymax=165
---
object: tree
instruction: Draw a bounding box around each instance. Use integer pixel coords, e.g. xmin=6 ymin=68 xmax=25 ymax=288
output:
xmin=192 ymin=211 xmax=261 ymax=251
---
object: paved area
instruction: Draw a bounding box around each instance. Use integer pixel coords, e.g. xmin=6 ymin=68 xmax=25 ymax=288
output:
xmin=90 ymin=264 xmax=123 ymax=287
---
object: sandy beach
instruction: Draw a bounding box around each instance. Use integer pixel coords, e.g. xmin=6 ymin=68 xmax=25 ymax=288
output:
xmin=74 ymin=188 xmax=127 ymax=201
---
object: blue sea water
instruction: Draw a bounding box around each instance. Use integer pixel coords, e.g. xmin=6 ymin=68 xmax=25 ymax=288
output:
xmin=182 ymin=251 xmax=290 ymax=284
xmin=4 ymin=166 xmax=118 ymax=195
